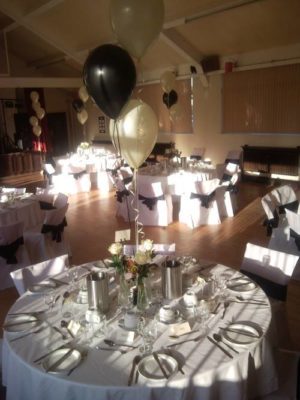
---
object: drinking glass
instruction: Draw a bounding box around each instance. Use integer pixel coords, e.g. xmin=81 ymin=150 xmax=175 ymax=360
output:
xmin=137 ymin=317 xmax=158 ymax=355
xmin=44 ymin=289 xmax=55 ymax=311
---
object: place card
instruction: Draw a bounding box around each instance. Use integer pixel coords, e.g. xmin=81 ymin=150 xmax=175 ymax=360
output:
xmin=169 ymin=321 xmax=191 ymax=337
xmin=115 ymin=229 xmax=131 ymax=242
xmin=68 ymin=320 xmax=81 ymax=336
xmin=112 ymin=329 xmax=136 ymax=344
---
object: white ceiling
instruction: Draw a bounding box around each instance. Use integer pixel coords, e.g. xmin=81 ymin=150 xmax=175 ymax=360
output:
xmin=0 ymin=0 xmax=300 ymax=83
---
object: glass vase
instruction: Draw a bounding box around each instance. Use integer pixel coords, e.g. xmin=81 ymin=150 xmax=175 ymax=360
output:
xmin=137 ymin=280 xmax=148 ymax=312
xmin=117 ymin=272 xmax=130 ymax=309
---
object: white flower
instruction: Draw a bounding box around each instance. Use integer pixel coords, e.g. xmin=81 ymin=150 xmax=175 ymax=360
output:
xmin=108 ymin=242 xmax=123 ymax=256
xmin=134 ymin=251 xmax=150 ymax=265
xmin=142 ymin=239 xmax=153 ymax=252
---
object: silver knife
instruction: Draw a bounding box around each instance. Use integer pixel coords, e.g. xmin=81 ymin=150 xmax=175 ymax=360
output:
xmin=166 ymin=334 xmax=203 ymax=347
xmin=3 ymin=320 xmax=38 ymax=329
xmin=34 ymin=342 xmax=71 ymax=363
xmin=207 ymin=336 xmax=233 ymax=358
xmin=46 ymin=348 xmax=74 ymax=372
xmin=219 ymin=327 xmax=260 ymax=338
xmin=153 ymin=352 xmax=169 ymax=379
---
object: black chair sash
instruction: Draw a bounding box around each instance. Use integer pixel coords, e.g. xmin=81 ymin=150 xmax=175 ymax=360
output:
xmin=278 ymin=200 xmax=299 ymax=214
xmin=116 ymin=189 xmax=130 ymax=203
xmin=290 ymin=229 xmax=300 ymax=251
xmin=190 ymin=190 xmax=216 ymax=209
xmin=220 ymin=173 xmax=232 ymax=184
xmin=225 ymin=158 xmax=239 ymax=165
xmin=123 ymin=176 xmax=133 ymax=185
xmin=263 ymin=209 xmax=279 ymax=236
xmin=0 ymin=236 xmax=24 ymax=264
xmin=70 ymin=170 xmax=87 ymax=180
xmin=39 ymin=201 xmax=56 ymax=210
xmin=138 ymin=194 xmax=165 ymax=210
xmin=226 ymin=184 xmax=238 ymax=194
xmin=241 ymin=270 xmax=287 ymax=301
xmin=41 ymin=222 xmax=65 ymax=243
xmin=106 ymin=168 xmax=119 ymax=177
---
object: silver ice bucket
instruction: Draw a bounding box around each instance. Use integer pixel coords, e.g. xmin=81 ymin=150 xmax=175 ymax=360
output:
xmin=162 ymin=259 xmax=182 ymax=300
xmin=87 ymin=271 xmax=109 ymax=313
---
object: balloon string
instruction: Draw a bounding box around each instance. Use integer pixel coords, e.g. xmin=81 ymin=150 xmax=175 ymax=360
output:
xmin=112 ymin=120 xmax=122 ymax=160
xmin=129 ymin=168 xmax=144 ymax=251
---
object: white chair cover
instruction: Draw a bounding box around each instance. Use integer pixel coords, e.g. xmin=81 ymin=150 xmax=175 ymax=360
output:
xmin=0 ymin=222 xmax=31 ymax=291
xmin=179 ymin=178 xmax=220 ymax=228
xmin=285 ymin=208 xmax=300 ymax=235
xmin=138 ymin=182 xmax=173 ymax=227
xmin=241 ymin=243 xmax=299 ymax=287
xmin=10 ymin=254 xmax=69 ymax=295
xmin=43 ymin=163 xmax=55 ymax=175
xmin=53 ymin=192 xmax=68 ymax=208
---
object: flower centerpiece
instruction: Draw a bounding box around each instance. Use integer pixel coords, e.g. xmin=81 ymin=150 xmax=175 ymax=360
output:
xmin=77 ymin=141 xmax=91 ymax=157
xmin=108 ymin=239 xmax=155 ymax=311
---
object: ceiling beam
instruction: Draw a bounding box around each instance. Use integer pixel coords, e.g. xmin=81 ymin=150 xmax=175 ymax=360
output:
xmin=4 ymin=0 xmax=65 ymax=34
xmin=0 ymin=77 xmax=81 ymax=88
xmin=160 ymin=30 xmax=208 ymax=87
xmin=0 ymin=1 xmax=84 ymax=65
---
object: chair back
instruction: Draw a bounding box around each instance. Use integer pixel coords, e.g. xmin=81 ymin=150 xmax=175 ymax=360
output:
xmin=285 ymin=208 xmax=300 ymax=235
xmin=241 ymin=242 xmax=299 ymax=300
xmin=10 ymin=254 xmax=69 ymax=295
xmin=0 ymin=221 xmax=23 ymax=245
xmin=194 ymin=178 xmax=219 ymax=195
xmin=54 ymin=193 xmax=68 ymax=208
xmin=44 ymin=204 xmax=68 ymax=226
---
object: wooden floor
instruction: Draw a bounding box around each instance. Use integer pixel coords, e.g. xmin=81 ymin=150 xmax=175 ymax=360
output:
xmin=1 ymin=179 xmax=299 ymax=349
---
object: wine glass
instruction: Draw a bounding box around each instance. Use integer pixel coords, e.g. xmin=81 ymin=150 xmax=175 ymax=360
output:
xmin=44 ymin=289 xmax=55 ymax=311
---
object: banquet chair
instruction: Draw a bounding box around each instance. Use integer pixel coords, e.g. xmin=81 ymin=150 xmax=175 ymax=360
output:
xmin=115 ymin=179 xmax=136 ymax=222
xmin=120 ymin=166 xmax=133 ymax=186
xmin=190 ymin=147 xmax=205 ymax=160
xmin=41 ymin=204 xmax=70 ymax=260
xmin=43 ymin=163 xmax=55 ymax=185
xmin=225 ymin=149 xmax=242 ymax=165
xmin=137 ymin=181 xmax=173 ymax=227
xmin=240 ymin=242 xmax=299 ymax=346
xmin=179 ymin=178 xmax=221 ymax=228
xmin=0 ymin=221 xmax=31 ymax=291
xmin=216 ymin=173 xmax=239 ymax=218
xmin=10 ymin=254 xmax=69 ymax=296
xmin=123 ymin=243 xmax=176 ymax=256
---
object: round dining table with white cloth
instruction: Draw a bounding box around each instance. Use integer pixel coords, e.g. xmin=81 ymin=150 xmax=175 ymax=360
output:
xmin=2 ymin=262 xmax=278 ymax=400
xmin=0 ymin=197 xmax=43 ymax=230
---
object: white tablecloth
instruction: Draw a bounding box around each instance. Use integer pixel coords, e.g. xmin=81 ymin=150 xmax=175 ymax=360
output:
xmin=0 ymin=198 xmax=43 ymax=230
xmin=2 ymin=263 xmax=277 ymax=400
xmin=138 ymin=168 xmax=217 ymax=196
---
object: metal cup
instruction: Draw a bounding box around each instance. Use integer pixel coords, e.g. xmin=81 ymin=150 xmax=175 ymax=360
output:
xmin=86 ymin=271 xmax=109 ymax=313
xmin=161 ymin=259 xmax=182 ymax=300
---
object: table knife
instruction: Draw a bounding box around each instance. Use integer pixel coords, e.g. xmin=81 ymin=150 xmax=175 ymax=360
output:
xmin=127 ymin=355 xmax=140 ymax=386
xmin=46 ymin=348 xmax=74 ymax=372
xmin=3 ymin=320 xmax=38 ymax=329
xmin=166 ymin=334 xmax=203 ymax=347
xmin=34 ymin=342 xmax=71 ymax=363
xmin=153 ymin=352 xmax=169 ymax=379
xmin=207 ymin=336 xmax=233 ymax=358
xmin=219 ymin=327 xmax=259 ymax=338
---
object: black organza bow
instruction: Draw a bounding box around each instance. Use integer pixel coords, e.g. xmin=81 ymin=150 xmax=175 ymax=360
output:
xmin=41 ymin=221 xmax=65 ymax=242
xmin=278 ymin=200 xmax=299 ymax=214
xmin=39 ymin=201 xmax=56 ymax=210
xmin=290 ymin=229 xmax=300 ymax=251
xmin=116 ymin=189 xmax=130 ymax=203
xmin=138 ymin=194 xmax=165 ymax=210
xmin=226 ymin=184 xmax=238 ymax=194
xmin=123 ymin=176 xmax=133 ymax=185
xmin=263 ymin=209 xmax=279 ymax=236
xmin=220 ymin=173 xmax=232 ymax=184
xmin=70 ymin=170 xmax=86 ymax=180
xmin=190 ymin=191 xmax=216 ymax=208
xmin=0 ymin=236 xmax=24 ymax=264
xmin=106 ymin=168 xmax=119 ymax=177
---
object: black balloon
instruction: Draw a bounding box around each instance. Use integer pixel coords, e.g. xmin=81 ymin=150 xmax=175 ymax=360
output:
xmin=72 ymin=98 xmax=84 ymax=113
xmin=163 ymin=90 xmax=178 ymax=109
xmin=83 ymin=44 xmax=136 ymax=119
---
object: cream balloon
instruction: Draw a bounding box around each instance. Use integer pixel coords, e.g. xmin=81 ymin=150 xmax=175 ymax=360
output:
xmin=160 ymin=71 xmax=176 ymax=94
xmin=110 ymin=0 xmax=164 ymax=59
xmin=109 ymin=99 xmax=158 ymax=169
xmin=78 ymin=85 xmax=89 ymax=103
xmin=169 ymin=103 xmax=183 ymax=123
xmin=30 ymin=91 xmax=39 ymax=103
xmin=32 ymin=101 xmax=41 ymax=112
xmin=32 ymin=125 xmax=42 ymax=137
xmin=77 ymin=109 xmax=88 ymax=125
xmin=36 ymin=107 xmax=45 ymax=120
xmin=29 ymin=116 xmax=38 ymax=127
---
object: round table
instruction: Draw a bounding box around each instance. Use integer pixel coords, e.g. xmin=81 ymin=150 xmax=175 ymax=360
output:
xmin=2 ymin=261 xmax=278 ymax=400
xmin=0 ymin=197 xmax=43 ymax=230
